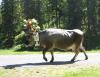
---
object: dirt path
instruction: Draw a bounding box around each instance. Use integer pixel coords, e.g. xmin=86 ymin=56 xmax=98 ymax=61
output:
xmin=0 ymin=53 xmax=100 ymax=69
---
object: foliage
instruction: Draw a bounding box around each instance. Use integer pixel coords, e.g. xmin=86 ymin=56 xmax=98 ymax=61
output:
xmin=0 ymin=0 xmax=24 ymax=48
xmin=0 ymin=0 xmax=100 ymax=49
xmin=15 ymin=31 xmax=26 ymax=44
xmin=14 ymin=31 xmax=33 ymax=51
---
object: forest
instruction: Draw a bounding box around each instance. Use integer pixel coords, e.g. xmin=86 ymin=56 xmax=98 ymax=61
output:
xmin=0 ymin=0 xmax=100 ymax=50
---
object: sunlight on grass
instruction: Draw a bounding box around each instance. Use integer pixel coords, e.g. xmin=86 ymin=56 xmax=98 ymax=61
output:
xmin=0 ymin=49 xmax=70 ymax=55
xmin=0 ymin=49 xmax=41 ymax=55
xmin=0 ymin=67 xmax=100 ymax=77
xmin=0 ymin=49 xmax=100 ymax=55
xmin=64 ymin=67 xmax=100 ymax=77
xmin=87 ymin=49 xmax=100 ymax=53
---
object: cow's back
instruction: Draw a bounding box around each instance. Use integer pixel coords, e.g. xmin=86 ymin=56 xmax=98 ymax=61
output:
xmin=39 ymin=28 xmax=83 ymax=49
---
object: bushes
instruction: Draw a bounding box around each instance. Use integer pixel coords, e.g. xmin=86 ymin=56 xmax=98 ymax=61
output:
xmin=14 ymin=31 xmax=36 ymax=51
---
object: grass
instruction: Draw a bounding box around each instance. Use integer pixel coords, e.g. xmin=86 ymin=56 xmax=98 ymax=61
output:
xmin=64 ymin=67 xmax=100 ymax=77
xmin=0 ymin=66 xmax=100 ymax=77
xmin=0 ymin=49 xmax=72 ymax=55
xmin=0 ymin=48 xmax=100 ymax=55
xmin=0 ymin=49 xmax=100 ymax=77
xmin=87 ymin=49 xmax=100 ymax=52
xmin=0 ymin=49 xmax=42 ymax=55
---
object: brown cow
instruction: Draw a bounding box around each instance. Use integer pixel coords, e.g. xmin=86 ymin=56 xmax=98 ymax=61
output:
xmin=23 ymin=19 xmax=88 ymax=62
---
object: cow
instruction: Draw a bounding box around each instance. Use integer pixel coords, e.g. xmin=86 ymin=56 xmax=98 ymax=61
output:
xmin=23 ymin=19 xmax=88 ymax=62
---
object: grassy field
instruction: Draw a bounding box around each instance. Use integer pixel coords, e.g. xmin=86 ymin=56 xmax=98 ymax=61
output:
xmin=64 ymin=67 xmax=100 ymax=77
xmin=0 ymin=49 xmax=100 ymax=55
xmin=0 ymin=49 xmax=100 ymax=77
xmin=0 ymin=49 xmax=42 ymax=55
xmin=0 ymin=66 xmax=100 ymax=77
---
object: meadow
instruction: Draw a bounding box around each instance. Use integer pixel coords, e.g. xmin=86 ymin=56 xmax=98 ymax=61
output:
xmin=0 ymin=49 xmax=100 ymax=77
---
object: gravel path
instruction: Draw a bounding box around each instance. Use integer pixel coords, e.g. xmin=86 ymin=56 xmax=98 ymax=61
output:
xmin=0 ymin=53 xmax=100 ymax=69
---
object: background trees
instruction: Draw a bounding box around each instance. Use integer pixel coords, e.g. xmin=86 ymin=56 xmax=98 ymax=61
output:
xmin=0 ymin=0 xmax=24 ymax=48
xmin=0 ymin=0 xmax=100 ymax=49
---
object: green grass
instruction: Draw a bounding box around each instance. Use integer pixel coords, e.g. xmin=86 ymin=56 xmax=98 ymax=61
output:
xmin=0 ymin=49 xmax=71 ymax=55
xmin=0 ymin=49 xmax=42 ymax=55
xmin=87 ymin=49 xmax=100 ymax=52
xmin=0 ymin=49 xmax=100 ymax=55
xmin=64 ymin=67 xmax=100 ymax=77
xmin=0 ymin=67 xmax=100 ymax=77
xmin=0 ymin=49 xmax=100 ymax=77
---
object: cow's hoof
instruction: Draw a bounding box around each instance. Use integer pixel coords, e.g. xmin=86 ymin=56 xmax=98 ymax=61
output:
xmin=71 ymin=59 xmax=75 ymax=62
xmin=85 ymin=57 xmax=88 ymax=60
xmin=43 ymin=57 xmax=48 ymax=61
xmin=50 ymin=60 xmax=54 ymax=63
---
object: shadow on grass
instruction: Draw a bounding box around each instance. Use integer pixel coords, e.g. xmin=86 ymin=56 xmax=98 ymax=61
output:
xmin=2 ymin=60 xmax=81 ymax=69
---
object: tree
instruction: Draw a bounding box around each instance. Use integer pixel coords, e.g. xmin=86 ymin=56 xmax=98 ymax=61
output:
xmin=87 ymin=0 xmax=97 ymax=36
xmin=67 ymin=0 xmax=83 ymax=29
xmin=0 ymin=0 xmax=24 ymax=48
xmin=23 ymin=0 xmax=43 ymax=27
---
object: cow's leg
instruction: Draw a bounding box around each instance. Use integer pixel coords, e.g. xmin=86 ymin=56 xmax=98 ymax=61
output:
xmin=50 ymin=51 xmax=54 ymax=62
xmin=43 ymin=48 xmax=48 ymax=61
xmin=71 ymin=50 xmax=79 ymax=62
xmin=43 ymin=43 xmax=53 ymax=62
xmin=80 ymin=46 xmax=88 ymax=60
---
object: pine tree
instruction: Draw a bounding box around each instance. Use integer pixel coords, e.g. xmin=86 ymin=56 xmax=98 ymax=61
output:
xmin=67 ymin=0 xmax=83 ymax=29
xmin=1 ymin=0 xmax=24 ymax=48
xmin=87 ymin=0 xmax=97 ymax=36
